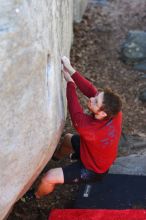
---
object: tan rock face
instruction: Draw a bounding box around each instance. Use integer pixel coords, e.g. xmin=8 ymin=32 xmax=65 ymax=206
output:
xmin=0 ymin=0 xmax=88 ymax=218
xmin=0 ymin=1 xmax=86 ymax=219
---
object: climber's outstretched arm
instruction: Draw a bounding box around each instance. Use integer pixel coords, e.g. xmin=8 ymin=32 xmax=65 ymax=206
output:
xmin=61 ymin=56 xmax=98 ymax=98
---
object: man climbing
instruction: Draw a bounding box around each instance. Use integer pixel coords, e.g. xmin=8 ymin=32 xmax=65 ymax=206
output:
xmin=35 ymin=56 xmax=122 ymax=198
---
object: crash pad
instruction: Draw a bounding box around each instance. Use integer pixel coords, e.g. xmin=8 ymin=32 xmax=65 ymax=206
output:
xmin=49 ymin=209 xmax=146 ymax=220
xmin=74 ymin=174 xmax=146 ymax=209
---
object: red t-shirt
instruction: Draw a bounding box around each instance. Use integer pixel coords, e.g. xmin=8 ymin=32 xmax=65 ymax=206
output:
xmin=67 ymin=71 xmax=122 ymax=174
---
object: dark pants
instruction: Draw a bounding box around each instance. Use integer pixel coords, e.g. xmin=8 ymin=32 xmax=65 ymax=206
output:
xmin=62 ymin=134 xmax=108 ymax=184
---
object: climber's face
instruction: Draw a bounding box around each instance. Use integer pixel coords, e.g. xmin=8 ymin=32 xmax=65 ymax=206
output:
xmin=87 ymin=92 xmax=107 ymax=119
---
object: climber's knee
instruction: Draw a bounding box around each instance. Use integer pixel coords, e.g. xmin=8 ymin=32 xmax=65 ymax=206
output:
xmin=43 ymin=167 xmax=64 ymax=184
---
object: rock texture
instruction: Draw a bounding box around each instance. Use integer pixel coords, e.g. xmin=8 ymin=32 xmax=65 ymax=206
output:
xmin=121 ymin=31 xmax=146 ymax=71
xmin=0 ymin=0 xmax=88 ymax=219
xmin=110 ymin=152 xmax=146 ymax=176
xmin=74 ymin=0 xmax=89 ymax=22
xmin=139 ymin=89 xmax=146 ymax=102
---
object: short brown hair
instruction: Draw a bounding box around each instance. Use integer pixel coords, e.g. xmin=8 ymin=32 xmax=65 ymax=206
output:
xmin=101 ymin=88 xmax=122 ymax=118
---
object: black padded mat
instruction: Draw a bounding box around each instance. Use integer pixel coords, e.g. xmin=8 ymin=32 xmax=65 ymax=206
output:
xmin=74 ymin=174 xmax=146 ymax=209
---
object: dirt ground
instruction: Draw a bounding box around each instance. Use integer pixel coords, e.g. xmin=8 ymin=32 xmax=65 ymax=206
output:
xmin=8 ymin=0 xmax=146 ymax=219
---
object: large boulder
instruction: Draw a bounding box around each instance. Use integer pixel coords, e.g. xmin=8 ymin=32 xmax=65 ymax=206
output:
xmin=0 ymin=0 xmax=88 ymax=219
xmin=121 ymin=31 xmax=146 ymax=71
xmin=139 ymin=89 xmax=146 ymax=102
xmin=110 ymin=152 xmax=146 ymax=176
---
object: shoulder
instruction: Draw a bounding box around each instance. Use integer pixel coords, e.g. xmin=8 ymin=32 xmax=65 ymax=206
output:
xmin=116 ymin=111 xmax=122 ymax=120
xmin=105 ymin=112 xmax=122 ymax=128
xmin=112 ymin=111 xmax=122 ymax=128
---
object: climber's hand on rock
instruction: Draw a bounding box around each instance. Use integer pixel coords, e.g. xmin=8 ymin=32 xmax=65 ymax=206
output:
xmin=62 ymin=68 xmax=74 ymax=83
xmin=61 ymin=56 xmax=76 ymax=76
